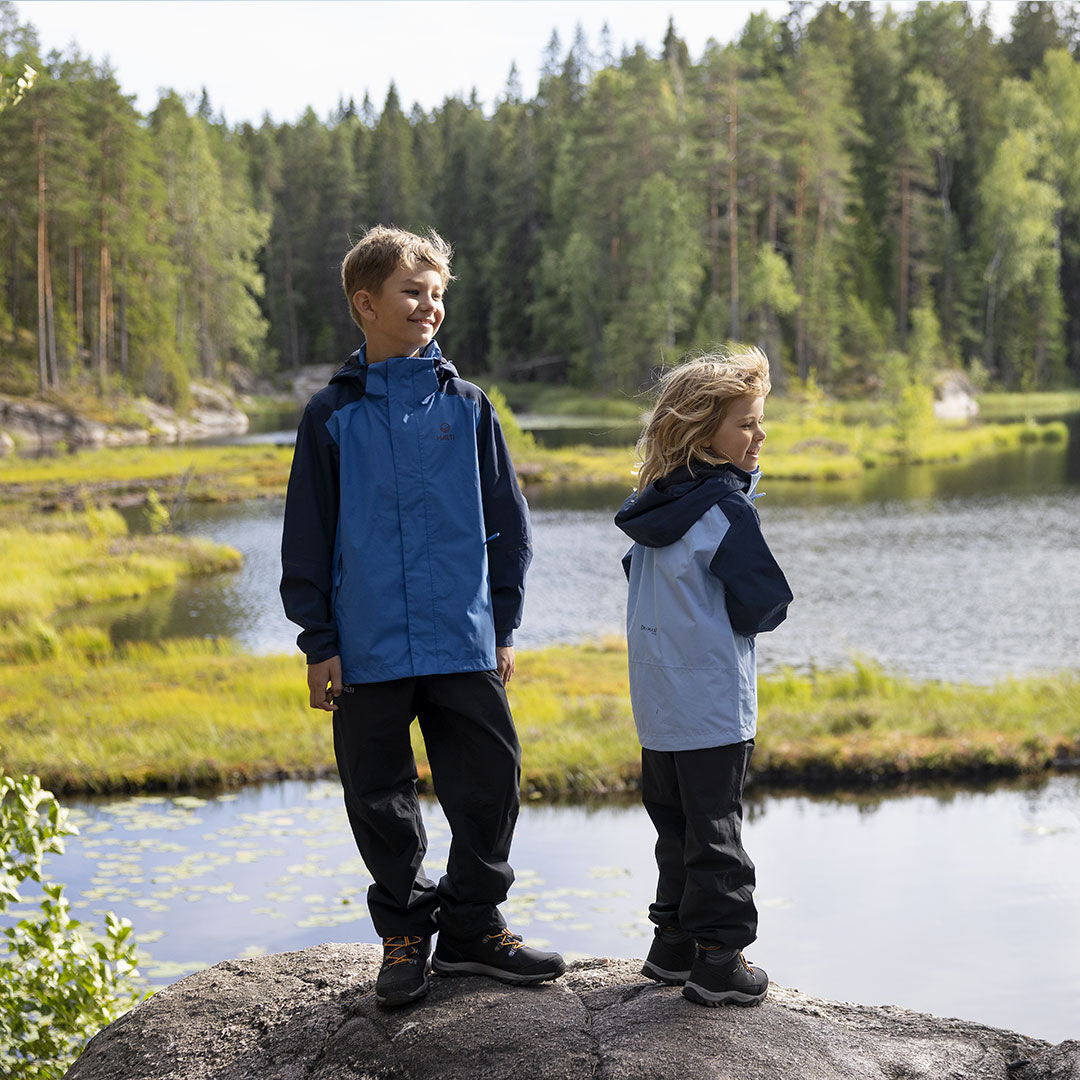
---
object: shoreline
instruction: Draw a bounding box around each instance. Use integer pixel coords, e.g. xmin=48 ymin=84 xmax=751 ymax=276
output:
xmin=3 ymin=640 xmax=1076 ymax=800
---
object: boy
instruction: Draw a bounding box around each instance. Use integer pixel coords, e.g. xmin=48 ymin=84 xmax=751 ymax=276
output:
xmin=280 ymin=225 xmax=564 ymax=1007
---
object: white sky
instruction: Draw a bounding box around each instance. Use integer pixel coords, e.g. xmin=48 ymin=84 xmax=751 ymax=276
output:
xmin=14 ymin=1 xmax=1019 ymax=125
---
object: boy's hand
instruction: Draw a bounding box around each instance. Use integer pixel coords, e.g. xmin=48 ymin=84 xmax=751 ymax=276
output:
xmin=496 ymin=646 xmax=515 ymax=686
xmin=308 ymin=656 xmax=343 ymax=711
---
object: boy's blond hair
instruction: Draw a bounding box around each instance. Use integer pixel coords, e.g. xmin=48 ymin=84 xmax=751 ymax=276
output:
xmin=341 ymin=225 xmax=454 ymax=328
xmin=635 ymin=347 xmax=772 ymax=491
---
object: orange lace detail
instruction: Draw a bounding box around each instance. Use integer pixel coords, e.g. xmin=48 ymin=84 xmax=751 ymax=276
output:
xmin=484 ymin=927 xmax=523 ymax=953
xmin=382 ymin=935 xmax=424 ymax=967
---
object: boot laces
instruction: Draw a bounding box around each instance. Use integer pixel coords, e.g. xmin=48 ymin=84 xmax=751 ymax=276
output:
xmin=382 ymin=935 xmax=423 ymax=967
xmin=700 ymin=944 xmax=754 ymax=972
xmin=484 ymin=927 xmax=523 ymax=953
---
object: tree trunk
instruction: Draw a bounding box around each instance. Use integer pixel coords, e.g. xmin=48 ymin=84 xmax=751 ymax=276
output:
xmin=811 ymin=186 xmax=828 ymax=382
xmin=983 ymin=248 xmax=1003 ymax=377
xmin=794 ymin=155 xmax=808 ymax=380
xmin=119 ymin=276 xmax=129 ymax=380
xmin=283 ymin=234 xmax=300 ymax=369
xmin=36 ymin=119 xmax=48 ymax=394
xmin=98 ymin=230 xmax=111 ymax=391
xmin=44 ymin=241 xmax=59 ymax=389
xmin=898 ymin=161 xmax=910 ymax=349
xmin=75 ymin=245 xmax=84 ymax=353
xmin=727 ymin=68 xmax=739 ymax=340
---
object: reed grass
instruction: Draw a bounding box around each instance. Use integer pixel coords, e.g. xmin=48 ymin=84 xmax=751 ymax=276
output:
xmin=0 ymin=511 xmax=242 ymax=659
xmin=2 ymin=636 xmax=1076 ymax=797
xmin=1 ymin=412 xmax=1068 ymax=508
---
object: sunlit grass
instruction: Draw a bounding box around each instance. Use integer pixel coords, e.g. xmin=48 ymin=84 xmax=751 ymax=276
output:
xmin=977 ymin=390 xmax=1080 ymax=421
xmin=0 ymin=410 xmax=1069 ymax=507
xmin=0 ymin=511 xmax=241 ymax=644
xmin=3 ymin=637 xmax=1076 ymax=797
xmin=0 ymin=443 xmax=295 ymax=507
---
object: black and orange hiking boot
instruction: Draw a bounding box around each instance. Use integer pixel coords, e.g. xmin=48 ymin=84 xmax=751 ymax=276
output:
xmin=432 ymin=926 xmax=565 ymax=985
xmin=682 ymin=945 xmax=768 ymax=1007
xmin=641 ymin=926 xmax=696 ymax=985
xmin=375 ymin=935 xmax=431 ymax=1007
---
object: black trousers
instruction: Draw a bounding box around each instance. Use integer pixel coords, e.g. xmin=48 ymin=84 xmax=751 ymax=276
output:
xmin=331 ymin=669 xmax=521 ymax=940
xmin=641 ymin=739 xmax=757 ymax=949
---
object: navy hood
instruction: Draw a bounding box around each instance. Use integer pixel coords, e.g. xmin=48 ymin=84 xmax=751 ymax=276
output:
xmin=327 ymin=340 xmax=460 ymax=392
xmin=615 ymin=461 xmax=759 ymax=548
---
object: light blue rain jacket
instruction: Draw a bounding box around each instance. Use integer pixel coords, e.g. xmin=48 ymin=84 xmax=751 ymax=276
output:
xmin=614 ymin=462 xmax=792 ymax=752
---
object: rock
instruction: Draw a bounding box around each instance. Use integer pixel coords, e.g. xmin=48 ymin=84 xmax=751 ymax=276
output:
xmin=933 ymin=370 xmax=979 ymax=422
xmin=0 ymin=430 xmax=14 ymax=456
xmin=0 ymin=393 xmax=109 ymax=449
xmin=63 ymin=946 xmax=1074 ymax=1080
xmin=290 ymin=365 xmax=338 ymax=404
xmin=0 ymin=385 xmax=248 ymax=452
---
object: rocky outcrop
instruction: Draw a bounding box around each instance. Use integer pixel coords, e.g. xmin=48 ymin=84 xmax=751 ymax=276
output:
xmin=0 ymin=384 xmax=248 ymax=452
xmin=933 ymin=370 xmax=980 ymax=422
xmin=63 ymin=945 xmax=1075 ymax=1080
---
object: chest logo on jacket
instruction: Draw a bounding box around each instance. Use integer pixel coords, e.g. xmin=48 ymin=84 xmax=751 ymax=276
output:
xmin=437 ymin=422 xmax=455 ymax=442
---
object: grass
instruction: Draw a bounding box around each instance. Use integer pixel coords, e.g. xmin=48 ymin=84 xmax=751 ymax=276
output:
xmin=0 ymin=443 xmax=296 ymax=508
xmin=0 ymin=509 xmax=242 ymax=660
xmin=1 ymin=412 xmax=1067 ymax=508
xmin=977 ymin=389 xmax=1080 ymax=421
xmin=2 ymin=636 xmax=1076 ymax=797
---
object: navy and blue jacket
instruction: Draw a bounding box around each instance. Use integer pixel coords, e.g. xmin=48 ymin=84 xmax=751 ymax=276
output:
xmin=280 ymin=341 xmax=531 ymax=684
xmin=614 ymin=461 xmax=792 ymax=751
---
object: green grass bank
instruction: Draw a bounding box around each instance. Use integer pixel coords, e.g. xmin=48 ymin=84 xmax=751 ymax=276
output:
xmin=2 ymin=636 xmax=1076 ymax=798
xmin=0 ymin=414 xmax=1068 ymax=508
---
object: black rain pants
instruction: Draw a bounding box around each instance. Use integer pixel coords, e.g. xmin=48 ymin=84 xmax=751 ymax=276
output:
xmin=641 ymin=739 xmax=757 ymax=949
xmin=331 ymin=669 xmax=520 ymax=941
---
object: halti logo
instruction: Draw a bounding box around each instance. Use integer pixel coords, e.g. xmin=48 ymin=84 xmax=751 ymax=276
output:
xmin=437 ymin=422 xmax=454 ymax=442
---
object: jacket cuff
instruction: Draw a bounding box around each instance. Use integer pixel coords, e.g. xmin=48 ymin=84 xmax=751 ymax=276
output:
xmin=495 ymin=630 xmax=515 ymax=649
xmin=304 ymin=642 xmax=340 ymax=665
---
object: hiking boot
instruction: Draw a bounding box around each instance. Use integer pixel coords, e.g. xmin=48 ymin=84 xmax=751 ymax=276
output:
xmin=641 ymin=927 xmax=696 ymax=985
xmin=682 ymin=946 xmax=768 ymax=1007
xmin=375 ymin=935 xmax=431 ymax=1007
xmin=432 ymin=926 xmax=565 ymax=985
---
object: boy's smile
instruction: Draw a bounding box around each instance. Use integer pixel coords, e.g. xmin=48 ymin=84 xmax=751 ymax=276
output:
xmin=707 ymin=394 xmax=766 ymax=471
xmin=352 ymin=264 xmax=445 ymax=364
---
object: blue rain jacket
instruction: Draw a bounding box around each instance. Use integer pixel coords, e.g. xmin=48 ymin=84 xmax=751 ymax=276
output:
xmin=614 ymin=461 xmax=792 ymax=751
xmin=280 ymin=342 xmax=531 ymax=684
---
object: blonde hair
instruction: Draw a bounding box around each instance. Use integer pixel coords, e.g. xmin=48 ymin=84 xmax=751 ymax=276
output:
xmin=341 ymin=225 xmax=454 ymax=328
xmin=635 ymin=347 xmax=772 ymax=491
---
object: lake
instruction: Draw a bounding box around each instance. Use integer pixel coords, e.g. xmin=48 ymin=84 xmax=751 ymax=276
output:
xmin=92 ymin=439 xmax=1080 ymax=685
xmin=32 ymin=432 xmax=1080 ymax=1046
xmin=37 ymin=774 xmax=1079 ymax=1044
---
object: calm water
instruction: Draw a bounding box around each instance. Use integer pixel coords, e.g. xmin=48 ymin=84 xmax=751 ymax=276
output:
xmin=21 ymin=776 xmax=1077 ymax=1044
xmin=31 ymin=432 xmax=1080 ymax=1045
xmin=88 ymin=442 xmax=1080 ymax=684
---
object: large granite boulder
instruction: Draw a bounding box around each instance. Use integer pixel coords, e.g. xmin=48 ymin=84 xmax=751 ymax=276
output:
xmin=63 ymin=945 xmax=1075 ymax=1080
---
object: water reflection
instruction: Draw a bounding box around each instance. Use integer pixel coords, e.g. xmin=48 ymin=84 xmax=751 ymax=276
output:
xmin=17 ymin=776 xmax=1077 ymax=1044
xmin=72 ymin=443 xmax=1080 ymax=685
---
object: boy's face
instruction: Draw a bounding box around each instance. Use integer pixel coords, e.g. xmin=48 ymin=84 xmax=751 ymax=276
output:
xmin=707 ymin=394 xmax=766 ymax=471
xmin=351 ymin=263 xmax=445 ymax=362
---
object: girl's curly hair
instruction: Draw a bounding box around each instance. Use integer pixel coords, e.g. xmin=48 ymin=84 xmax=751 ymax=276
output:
xmin=634 ymin=347 xmax=771 ymax=491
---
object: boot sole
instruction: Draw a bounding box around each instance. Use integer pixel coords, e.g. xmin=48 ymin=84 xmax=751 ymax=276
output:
xmin=682 ymin=981 xmax=767 ymax=1007
xmin=641 ymin=961 xmax=691 ymax=986
xmin=432 ymin=957 xmax=565 ymax=984
xmin=376 ymin=973 xmax=431 ymax=1008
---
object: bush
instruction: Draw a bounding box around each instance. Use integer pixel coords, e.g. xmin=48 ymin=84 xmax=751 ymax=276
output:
xmin=0 ymin=774 xmax=142 ymax=1078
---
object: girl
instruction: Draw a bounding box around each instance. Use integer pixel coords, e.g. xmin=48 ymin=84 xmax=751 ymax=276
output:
xmin=614 ymin=348 xmax=792 ymax=1007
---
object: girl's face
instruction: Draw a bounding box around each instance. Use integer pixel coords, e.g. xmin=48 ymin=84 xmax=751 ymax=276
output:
xmin=706 ymin=394 xmax=767 ymax=471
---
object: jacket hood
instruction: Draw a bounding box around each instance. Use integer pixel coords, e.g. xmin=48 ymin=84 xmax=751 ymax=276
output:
xmin=327 ymin=341 xmax=459 ymax=391
xmin=615 ymin=461 xmax=760 ymax=547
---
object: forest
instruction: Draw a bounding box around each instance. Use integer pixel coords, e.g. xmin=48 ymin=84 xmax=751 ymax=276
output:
xmin=3 ymin=0 xmax=1080 ymax=409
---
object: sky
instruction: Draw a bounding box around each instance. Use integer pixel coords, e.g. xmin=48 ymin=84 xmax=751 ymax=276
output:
xmin=14 ymin=1 xmax=1020 ymax=125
